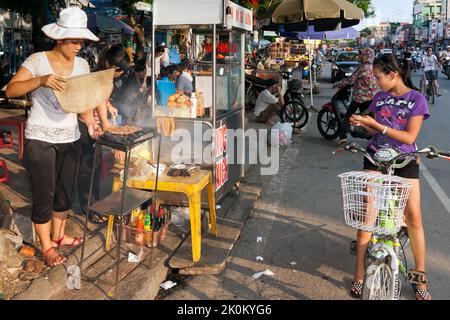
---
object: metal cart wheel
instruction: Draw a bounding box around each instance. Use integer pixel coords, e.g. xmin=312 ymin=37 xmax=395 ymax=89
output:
xmin=201 ymin=209 xmax=210 ymax=232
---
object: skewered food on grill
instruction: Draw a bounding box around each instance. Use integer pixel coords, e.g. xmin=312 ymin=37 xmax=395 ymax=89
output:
xmin=104 ymin=126 xmax=142 ymax=135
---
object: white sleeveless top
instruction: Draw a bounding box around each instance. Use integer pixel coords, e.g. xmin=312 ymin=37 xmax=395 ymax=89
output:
xmin=21 ymin=52 xmax=90 ymax=143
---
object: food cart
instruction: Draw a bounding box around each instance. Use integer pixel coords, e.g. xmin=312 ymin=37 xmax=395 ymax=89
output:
xmin=151 ymin=0 xmax=252 ymax=202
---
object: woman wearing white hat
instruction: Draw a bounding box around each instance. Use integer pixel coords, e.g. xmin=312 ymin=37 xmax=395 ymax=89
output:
xmin=6 ymin=7 xmax=102 ymax=267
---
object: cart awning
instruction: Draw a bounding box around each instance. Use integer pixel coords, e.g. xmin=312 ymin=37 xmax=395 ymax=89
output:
xmin=87 ymin=13 xmax=134 ymax=35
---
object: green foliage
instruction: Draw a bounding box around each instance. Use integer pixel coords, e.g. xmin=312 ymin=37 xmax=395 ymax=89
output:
xmin=359 ymin=27 xmax=373 ymax=37
xmin=0 ymin=0 xmax=65 ymax=19
xmin=114 ymin=0 xmax=153 ymax=15
xmin=349 ymin=0 xmax=375 ymax=18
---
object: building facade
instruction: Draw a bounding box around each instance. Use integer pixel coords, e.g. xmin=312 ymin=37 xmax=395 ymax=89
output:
xmin=412 ymin=0 xmax=443 ymax=48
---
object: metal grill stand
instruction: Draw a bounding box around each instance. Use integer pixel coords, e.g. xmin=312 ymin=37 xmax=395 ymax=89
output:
xmin=78 ymin=128 xmax=161 ymax=298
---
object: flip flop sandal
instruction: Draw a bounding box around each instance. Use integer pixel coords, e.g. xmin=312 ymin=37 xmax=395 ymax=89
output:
xmin=52 ymin=235 xmax=84 ymax=248
xmin=350 ymin=281 xmax=363 ymax=299
xmin=41 ymin=247 xmax=67 ymax=267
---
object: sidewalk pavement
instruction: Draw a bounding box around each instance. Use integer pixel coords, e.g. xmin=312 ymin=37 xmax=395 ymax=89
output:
xmin=0 ymin=111 xmax=271 ymax=300
xmin=1 ymin=64 xmax=339 ymax=300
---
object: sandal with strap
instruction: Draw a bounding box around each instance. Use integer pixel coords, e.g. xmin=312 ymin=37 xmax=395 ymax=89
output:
xmin=350 ymin=281 xmax=363 ymax=299
xmin=41 ymin=247 xmax=67 ymax=267
xmin=52 ymin=234 xmax=84 ymax=249
xmin=408 ymin=269 xmax=432 ymax=300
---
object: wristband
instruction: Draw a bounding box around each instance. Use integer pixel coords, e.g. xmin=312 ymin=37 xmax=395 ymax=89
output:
xmin=382 ymin=126 xmax=388 ymax=135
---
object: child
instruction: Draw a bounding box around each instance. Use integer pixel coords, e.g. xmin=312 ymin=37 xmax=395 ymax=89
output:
xmin=349 ymin=53 xmax=431 ymax=300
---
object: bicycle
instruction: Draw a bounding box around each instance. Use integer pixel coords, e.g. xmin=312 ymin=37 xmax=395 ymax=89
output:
xmin=335 ymin=142 xmax=450 ymax=300
xmin=424 ymin=70 xmax=438 ymax=105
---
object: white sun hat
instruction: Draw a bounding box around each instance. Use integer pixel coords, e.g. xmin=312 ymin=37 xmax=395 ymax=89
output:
xmin=41 ymin=6 xmax=99 ymax=41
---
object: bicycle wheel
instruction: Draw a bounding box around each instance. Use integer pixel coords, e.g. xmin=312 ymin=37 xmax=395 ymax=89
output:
xmin=281 ymin=100 xmax=309 ymax=129
xmin=430 ymin=82 xmax=435 ymax=105
xmin=317 ymin=108 xmax=340 ymax=140
xmin=362 ymin=259 xmax=396 ymax=300
xmin=245 ymin=90 xmax=257 ymax=112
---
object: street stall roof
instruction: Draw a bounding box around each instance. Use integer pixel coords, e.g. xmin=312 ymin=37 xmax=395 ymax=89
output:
xmin=280 ymin=25 xmax=359 ymax=40
xmin=152 ymin=0 xmax=252 ymax=32
xmin=87 ymin=13 xmax=134 ymax=35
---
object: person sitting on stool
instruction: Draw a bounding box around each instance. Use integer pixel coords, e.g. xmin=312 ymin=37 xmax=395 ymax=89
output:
xmin=254 ymin=79 xmax=284 ymax=125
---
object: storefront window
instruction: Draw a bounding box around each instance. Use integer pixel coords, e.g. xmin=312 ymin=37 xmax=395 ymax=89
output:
xmin=154 ymin=28 xmax=244 ymax=120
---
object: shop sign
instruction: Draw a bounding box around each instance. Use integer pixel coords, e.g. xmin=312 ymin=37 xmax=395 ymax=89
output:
xmin=215 ymin=155 xmax=229 ymax=191
xmin=215 ymin=123 xmax=228 ymax=191
xmin=413 ymin=4 xmax=423 ymax=15
xmin=227 ymin=0 xmax=253 ymax=32
xmin=215 ymin=124 xmax=227 ymax=158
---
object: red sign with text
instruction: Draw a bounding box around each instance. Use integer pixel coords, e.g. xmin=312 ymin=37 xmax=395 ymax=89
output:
xmin=228 ymin=0 xmax=253 ymax=32
xmin=215 ymin=124 xmax=228 ymax=191
xmin=215 ymin=156 xmax=229 ymax=191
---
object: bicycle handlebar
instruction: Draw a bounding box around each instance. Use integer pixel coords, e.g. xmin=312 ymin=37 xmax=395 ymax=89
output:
xmin=334 ymin=142 xmax=450 ymax=171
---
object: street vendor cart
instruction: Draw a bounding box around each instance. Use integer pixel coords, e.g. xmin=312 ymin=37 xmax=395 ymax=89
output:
xmin=151 ymin=0 xmax=252 ymax=202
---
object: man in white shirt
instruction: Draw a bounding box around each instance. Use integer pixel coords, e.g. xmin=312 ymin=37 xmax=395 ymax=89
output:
xmin=422 ymin=47 xmax=442 ymax=96
xmin=254 ymin=79 xmax=284 ymax=124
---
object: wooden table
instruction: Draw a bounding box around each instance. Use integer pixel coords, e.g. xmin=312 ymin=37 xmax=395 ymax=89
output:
xmin=109 ymin=169 xmax=218 ymax=262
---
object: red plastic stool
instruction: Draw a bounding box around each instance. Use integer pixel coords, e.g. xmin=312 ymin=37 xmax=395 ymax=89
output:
xmin=0 ymin=115 xmax=26 ymax=160
xmin=0 ymin=159 xmax=8 ymax=183
xmin=0 ymin=130 xmax=14 ymax=149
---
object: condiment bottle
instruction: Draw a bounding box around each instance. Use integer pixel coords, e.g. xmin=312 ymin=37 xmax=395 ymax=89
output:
xmin=135 ymin=212 xmax=144 ymax=246
xmin=190 ymin=92 xmax=197 ymax=118
xmin=144 ymin=208 xmax=152 ymax=247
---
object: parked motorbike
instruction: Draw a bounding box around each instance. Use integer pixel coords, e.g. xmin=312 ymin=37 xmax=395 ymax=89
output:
xmin=317 ymin=85 xmax=372 ymax=140
xmin=278 ymin=69 xmax=309 ymax=129
xmin=443 ymin=57 xmax=450 ymax=80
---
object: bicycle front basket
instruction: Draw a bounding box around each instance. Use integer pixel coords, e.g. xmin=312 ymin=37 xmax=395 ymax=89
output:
xmin=338 ymin=171 xmax=412 ymax=235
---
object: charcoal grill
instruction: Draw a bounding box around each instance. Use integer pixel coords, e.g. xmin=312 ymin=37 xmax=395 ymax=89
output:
xmin=79 ymin=126 xmax=161 ymax=298
xmin=100 ymin=127 xmax=156 ymax=151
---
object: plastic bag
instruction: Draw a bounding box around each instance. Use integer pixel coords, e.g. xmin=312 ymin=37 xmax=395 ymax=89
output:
xmin=269 ymin=122 xmax=293 ymax=146
xmin=257 ymin=61 xmax=265 ymax=70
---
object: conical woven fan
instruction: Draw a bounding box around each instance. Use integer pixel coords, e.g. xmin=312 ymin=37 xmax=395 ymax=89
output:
xmin=52 ymin=68 xmax=115 ymax=113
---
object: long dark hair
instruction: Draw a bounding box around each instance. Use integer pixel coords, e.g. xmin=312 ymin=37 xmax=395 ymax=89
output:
xmin=373 ymin=53 xmax=418 ymax=91
xmin=96 ymin=44 xmax=130 ymax=72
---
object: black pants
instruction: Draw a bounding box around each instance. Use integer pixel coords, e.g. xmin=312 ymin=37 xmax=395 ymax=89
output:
xmin=339 ymin=100 xmax=371 ymax=139
xmin=24 ymin=139 xmax=80 ymax=224
xmin=77 ymin=121 xmax=102 ymax=215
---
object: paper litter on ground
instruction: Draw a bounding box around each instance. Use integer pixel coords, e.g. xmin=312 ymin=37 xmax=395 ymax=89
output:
xmin=128 ymin=248 xmax=144 ymax=263
xmin=290 ymin=261 xmax=297 ymax=265
xmin=256 ymin=256 xmax=264 ymax=261
xmin=252 ymin=269 xmax=274 ymax=280
xmin=160 ymin=280 xmax=177 ymax=290
xmin=66 ymin=265 xmax=81 ymax=290
xmin=257 ymin=237 xmax=262 ymax=243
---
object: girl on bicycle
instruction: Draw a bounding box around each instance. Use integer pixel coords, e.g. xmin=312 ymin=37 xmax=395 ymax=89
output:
xmin=349 ymin=53 xmax=431 ymax=300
